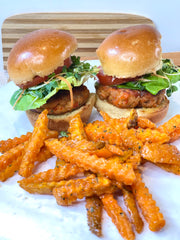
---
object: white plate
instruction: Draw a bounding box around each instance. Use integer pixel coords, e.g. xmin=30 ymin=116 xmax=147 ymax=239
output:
xmin=0 ymin=60 xmax=180 ymax=240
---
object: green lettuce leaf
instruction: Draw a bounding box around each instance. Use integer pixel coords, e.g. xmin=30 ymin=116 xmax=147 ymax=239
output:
xmin=10 ymin=56 xmax=99 ymax=111
xmin=116 ymin=59 xmax=180 ymax=96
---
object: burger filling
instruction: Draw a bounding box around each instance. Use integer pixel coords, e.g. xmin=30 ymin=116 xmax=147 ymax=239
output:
xmin=33 ymin=85 xmax=90 ymax=115
xmin=96 ymin=59 xmax=180 ymax=108
xmin=96 ymin=85 xmax=166 ymax=108
xmin=10 ymin=56 xmax=99 ymax=112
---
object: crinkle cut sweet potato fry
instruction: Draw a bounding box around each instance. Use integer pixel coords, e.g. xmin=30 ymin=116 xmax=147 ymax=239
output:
xmin=154 ymin=163 xmax=180 ymax=175
xmin=132 ymin=171 xmax=165 ymax=232
xmin=100 ymin=111 xmax=126 ymax=133
xmin=19 ymin=162 xmax=84 ymax=184
xmin=122 ymin=187 xmax=144 ymax=234
xmin=0 ymin=142 xmax=25 ymax=172
xmin=19 ymin=180 xmax=66 ymax=194
xmin=135 ymin=128 xmax=170 ymax=144
xmin=100 ymin=194 xmax=135 ymax=240
xmin=45 ymin=139 xmax=135 ymax=185
xmin=53 ymin=174 xmax=117 ymax=205
xmin=158 ymin=114 xmax=180 ymax=136
xmin=68 ymin=113 xmax=87 ymax=140
xmin=168 ymin=127 xmax=180 ymax=143
xmin=85 ymin=121 xmax=123 ymax=146
xmin=19 ymin=109 xmax=48 ymax=177
xmin=65 ymin=139 xmax=105 ymax=153
xmin=141 ymin=142 xmax=180 ymax=164
xmin=105 ymin=143 xmax=124 ymax=156
xmin=35 ymin=146 xmax=53 ymax=164
xmin=137 ymin=117 xmax=156 ymax=129
xmin=0 ymin=154 xmax=22 ymax=181
xmin=0 ymin=132 xmax=31 ymax=153
xmin=86 ymin=196 xmax=102 ymax=237
xmin=125 ymin=109 xmax=138 ymax=129
xmin=0 ymin=130 xmax=57 ymax=154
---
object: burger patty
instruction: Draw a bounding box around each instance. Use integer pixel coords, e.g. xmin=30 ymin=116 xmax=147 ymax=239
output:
xmin=96 ymin=84 xmax=166 ymax=108
xmin=34 ymin=85 xmax=90 ymax=115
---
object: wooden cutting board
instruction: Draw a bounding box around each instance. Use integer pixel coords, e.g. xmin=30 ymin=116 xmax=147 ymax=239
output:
xmin=2 ymin=12 xmax=154 ymax=70
xmin=2 ymin=12 xmax=180 ymax=70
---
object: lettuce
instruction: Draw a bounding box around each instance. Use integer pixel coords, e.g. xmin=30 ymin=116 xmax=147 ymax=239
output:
xmin=116 ymin=59 xmax=180 ymax=96
xmin=10 ymin=56 xmax=99 ymax=111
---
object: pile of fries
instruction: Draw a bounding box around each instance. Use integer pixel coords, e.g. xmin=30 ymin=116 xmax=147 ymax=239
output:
xmin=0 ymin=109 xmax=180 ymax=240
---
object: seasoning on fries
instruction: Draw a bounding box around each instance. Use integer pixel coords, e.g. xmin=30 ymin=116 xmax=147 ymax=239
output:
xmin=1 ymin=108 xmax=180 ymax=240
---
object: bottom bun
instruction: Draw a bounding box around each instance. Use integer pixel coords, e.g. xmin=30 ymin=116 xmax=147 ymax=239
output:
xmin=95 ymin=95 xmax=169 ymax=123
xmin=26 ymin=93 xmax=96 ymax=132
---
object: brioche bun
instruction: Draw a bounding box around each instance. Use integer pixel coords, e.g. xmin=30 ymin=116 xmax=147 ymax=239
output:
xmin=95 ymin=95 xmax=169 ymax=123
xmin=96 ymin=25 xmax=162 ymax=78
xmin=26 ymin=93 xmax=96 ymax=131
xmin=7 ymin=29 xmax=77 ymax=86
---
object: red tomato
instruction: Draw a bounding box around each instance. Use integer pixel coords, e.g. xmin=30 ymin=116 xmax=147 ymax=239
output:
xmin=54 ymin=57 xmax=72 ymax=74
xmin=97 ymin=67 xmax=131 ymax=86
xmin=20 ymin=57 xmax=73 ymax=89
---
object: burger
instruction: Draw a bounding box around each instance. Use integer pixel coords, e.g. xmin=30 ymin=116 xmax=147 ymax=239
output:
xmin=8 ymin=29 xmax=98 ymax=131
xmin=95 ymin=24 xmax=180 ymax=123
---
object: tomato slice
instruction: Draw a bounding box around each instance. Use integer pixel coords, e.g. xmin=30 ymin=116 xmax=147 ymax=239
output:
xmin=97 ymin=67 xmax=133 ymax=86
xmin=54 ymin=57 xmax=72 ymax=74
xmin=19 ymin=57 xmax=73 ymax=89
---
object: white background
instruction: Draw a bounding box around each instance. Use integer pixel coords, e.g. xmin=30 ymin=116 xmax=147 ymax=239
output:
xmin=0 ymin=0 xmax=180 ymax=72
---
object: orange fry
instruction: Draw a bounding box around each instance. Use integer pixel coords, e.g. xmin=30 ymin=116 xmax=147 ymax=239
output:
xmin=35 ymin=146 xmax=53 ymax=164
xmin=0 ymin=142 xmax=25 ymax=172
xmin=168 ymin=127 xmax=180 ymax=143
xmin=85 ymin=120 xmax=123 ymax=146
xmin=86 ymin=196 xmax=102 ymax=237
xmin=68 ymin=113 xmax=87 ymax=140
xmin=0 ymin=130 xmax=57 ymax=154
xmin=132 ymin=171 xmax=165 ymax=232
xmin=100 ymin=111 xmax=126 ymax=133
xmin=158 ymin=114 xmax=180 ymax=136
xmin=0 ymin=155 xmax=22 ymax=181
xmin=135 ymin=128 xmax=170 ymax=144
xmin=19 ymin=180 xmax=66 ymax=194
xmin=105 ymin=143 xmax=124 ymax=156
xmin=46 ymin=130 xmax=59 ymax=139
xmin=19 ymin=109 xmax=48 ymax=177
xmin=122 ymin=187 xmax=144 ymax=233
xmin=19 ymin=163 xmax=84 ymax=184
xmin=53 ymin=174 xmax=117 ymax=205
xmin=65 ymin=139 xmax=105 ymax=153
xmin=155 ymin=163 xmax=180 ymax=175
xmin=91 ymin=146 xmax=114 ymax=158
xmin=125 ymin=109 xmax=138 ymax=129
xmin=141 ymin=142 xmax=180 ymax=164
xmin=45 ymin=139 xmax=136 ymax=185
xmin=100 ymin=111 xmax=143 ymax=152
xmin=100 ymin=194 xmax=135 ymax=240
xmin=138 ymin=117 xmax=156 ymax=129
xmin=0 ymin=132 xmax=31 ymax=153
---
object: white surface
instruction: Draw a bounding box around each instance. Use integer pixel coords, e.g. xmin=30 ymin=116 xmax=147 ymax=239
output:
xmin=0 ymin=60 xmax=180 ymax=240
xmin=0 ymin=0 xmax=180 ymax=74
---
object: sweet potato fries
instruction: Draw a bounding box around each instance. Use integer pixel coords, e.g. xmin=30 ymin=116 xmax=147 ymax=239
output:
xmin=1 ymin=109 xmax=180 ymax=240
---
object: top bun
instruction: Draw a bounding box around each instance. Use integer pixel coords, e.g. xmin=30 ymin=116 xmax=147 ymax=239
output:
xmin=96 ymin=25 xmax=162 ymax=78
xmin=7 ymin=29 xmax=77 ymax=85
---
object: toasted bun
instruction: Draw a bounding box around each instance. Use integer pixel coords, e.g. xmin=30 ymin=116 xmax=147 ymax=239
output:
xmin=95 ymin=95 xmax=169 ymax=123
xmin=7 ymin=29 xmax=77 ymax=85
xmin=96 ymin=25 xmax=162 ymax=78
xmin=26 ymin=93 xmax=96 ymax=132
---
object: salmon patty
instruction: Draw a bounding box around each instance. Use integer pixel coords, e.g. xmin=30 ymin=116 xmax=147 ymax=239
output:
xmin=96 ymin=84 xmax=166 ymax=108
xmin=34 ymin=85 xmax=90 ymax=115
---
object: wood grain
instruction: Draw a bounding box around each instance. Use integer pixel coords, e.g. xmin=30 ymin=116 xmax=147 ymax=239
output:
xmin=162 ymin=52 xmax=180 ymax=66
xmin=2 ymin=12 xmax=154 ymax=70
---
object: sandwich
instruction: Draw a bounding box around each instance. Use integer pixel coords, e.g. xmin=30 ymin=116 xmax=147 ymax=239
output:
xmin=8 ymin=29 xmax=98 ymax=131
xmin=95 ymin=24 xmax=180 ymax=122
